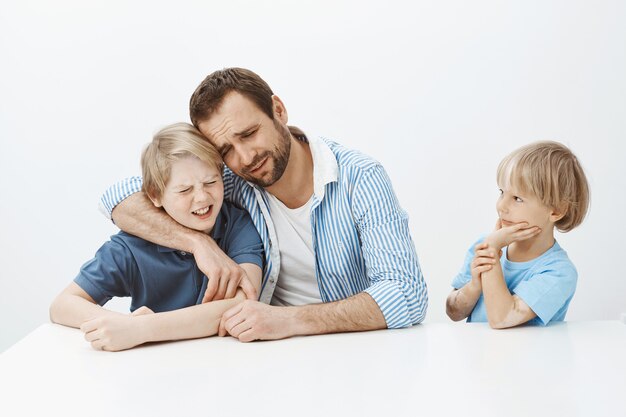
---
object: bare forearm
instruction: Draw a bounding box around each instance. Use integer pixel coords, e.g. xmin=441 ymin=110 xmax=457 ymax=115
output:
xmin=141 ymin=293 xmax=247 ymax=343
xmin=293 ymin=292 xmax=387 ymax=336
xmin=481 ymin=262 xmax=516 ymax=327
xmin=446 ymin=281 xmax=482 ymax=321
xmin=111 ymin=192 xmax=209 ymax=253
xmin=49 ymin=294 xmax=119 ymax=328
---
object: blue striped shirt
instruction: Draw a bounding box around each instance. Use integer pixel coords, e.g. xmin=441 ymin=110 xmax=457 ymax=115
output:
xmin=100 ymin=135 xmax=428 ymax=328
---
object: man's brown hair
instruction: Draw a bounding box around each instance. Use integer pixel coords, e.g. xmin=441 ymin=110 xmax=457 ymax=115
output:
xmin=189 ymin=67 xmax=274 ymax=128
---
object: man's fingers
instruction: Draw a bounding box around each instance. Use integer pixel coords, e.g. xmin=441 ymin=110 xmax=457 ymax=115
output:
xmin=228 ymin=317 xmax=252 ymax=338
xmin=218 ymin=316 xmax=228 ymax=337
xmin=203 ymin=277 xmax=220 ymax=303
xmin=219 ymin=303 xmax=245 ymax=336
xmin=240 ymin=277 xmax=258 ymax=300
xmin=238 ymin=328 xmax=257 ymax=343
xmin=215 ymin=274 xmax=229 ymax=301
xmin=224 ymin=279 xmax=239 ymax=299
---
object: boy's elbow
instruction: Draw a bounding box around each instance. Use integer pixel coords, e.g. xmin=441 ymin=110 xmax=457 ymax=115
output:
xmin=49 ymin=298 xmax=61 ymax=324
xmin=445 ymin=296 xmax=466 ymax=322
xmin=488 ymin=317 xmax=512 ymax=329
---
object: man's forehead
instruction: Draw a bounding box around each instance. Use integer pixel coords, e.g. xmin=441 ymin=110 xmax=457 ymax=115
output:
xmin=200 ymin=96 xmax=255 ymax=134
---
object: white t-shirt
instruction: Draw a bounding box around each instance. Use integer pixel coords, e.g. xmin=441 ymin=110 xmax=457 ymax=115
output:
xmin=266 ymin=193 xmax=322 ymax=306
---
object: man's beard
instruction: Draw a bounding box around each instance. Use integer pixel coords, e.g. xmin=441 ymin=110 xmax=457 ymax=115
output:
xmin=239 ymin=120 xmax=292 ymax=187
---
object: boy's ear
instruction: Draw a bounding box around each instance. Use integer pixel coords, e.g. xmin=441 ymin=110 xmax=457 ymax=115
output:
xmin=550 ymin=203 xmax=568 ymax=223
xmin=147 ymin=192 xmax=162 ymax=208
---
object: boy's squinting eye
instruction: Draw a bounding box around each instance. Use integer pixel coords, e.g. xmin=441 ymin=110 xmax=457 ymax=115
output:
xmin=204 ymin=181 xmax=217 ymax=186
xmin=177 ymin=188 xmax=191 ymax=194
xmin=514 ymin=196 xmax=523 ymax=203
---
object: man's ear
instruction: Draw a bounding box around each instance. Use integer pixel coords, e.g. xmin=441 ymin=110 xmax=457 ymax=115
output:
xmin=271 ymin=95 xmax=288 ymax=124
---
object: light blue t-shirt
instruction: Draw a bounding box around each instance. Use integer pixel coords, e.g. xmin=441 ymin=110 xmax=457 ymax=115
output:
xmin=451 ymin=237 xmax=578 ymax=325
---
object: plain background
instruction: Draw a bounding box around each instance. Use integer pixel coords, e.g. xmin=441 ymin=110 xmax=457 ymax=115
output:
xmin=1 ymin=0 xmax=625 ymax=353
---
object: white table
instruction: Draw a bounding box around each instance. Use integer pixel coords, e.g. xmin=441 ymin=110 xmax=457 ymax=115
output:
xmin=1 ymin=321 xmax=624 ymax=417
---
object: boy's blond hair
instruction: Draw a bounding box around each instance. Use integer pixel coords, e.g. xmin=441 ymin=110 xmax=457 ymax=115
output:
xmin=141 ymin=122 xmax=224 ymax=201
xmin=497 ymin=141 xmax=590 ymax=232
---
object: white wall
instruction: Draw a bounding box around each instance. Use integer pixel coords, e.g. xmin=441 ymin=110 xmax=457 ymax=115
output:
xmin=1 ymin=0 xmax=625 ymax=352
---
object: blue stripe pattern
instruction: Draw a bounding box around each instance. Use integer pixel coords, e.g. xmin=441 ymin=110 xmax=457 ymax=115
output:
xmin=100 ymin=138 xmax=428 ymax=328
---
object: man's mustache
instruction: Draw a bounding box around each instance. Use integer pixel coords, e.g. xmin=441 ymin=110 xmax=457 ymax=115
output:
xmin=241 ymin=151 xmax=272 ymax=175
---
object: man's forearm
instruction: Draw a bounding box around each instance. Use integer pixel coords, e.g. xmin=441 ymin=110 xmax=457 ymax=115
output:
xmin=112 ymin=192 xmax=209 ymax=253
xmin=446 ymin=281 xmax=482 ymax=321
xmin=140 ymin=293 xmax=247 ymax=343
xmin=292 ymin=292 xmax=387 ymax=336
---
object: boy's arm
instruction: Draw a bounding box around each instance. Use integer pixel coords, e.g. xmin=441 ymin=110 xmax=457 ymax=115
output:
xmin=107 ymin=181 xmax=255 ymax=301
xmin=80 ymin=263 xmax=262 ymax=352
xmin=49 ymin=283 xmax=125 ymax=328
xmin=481 ymin=225 xmax=541 ymax=329
xmin=446 ymin=285 xmax=482 ymax=322
xmin=480 ymin=260 xmax=537 ymax=329
xmin=446 ymin=242 xmax=495 ymax=321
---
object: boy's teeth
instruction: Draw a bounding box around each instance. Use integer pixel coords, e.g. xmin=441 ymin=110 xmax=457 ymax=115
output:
xmin=193 ymin=207 xmax=210 ymax=215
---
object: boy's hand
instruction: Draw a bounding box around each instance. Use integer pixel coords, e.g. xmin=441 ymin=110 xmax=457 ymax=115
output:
xmin=80 ymin=315 xmax=149 ymax=352
xmin=484 ymin=219 xmax=541 ymax=250
xmin=193 ymin=237 xmax=258 ymax=302
xmin=470 ymin=242 xmax=498 ymax=286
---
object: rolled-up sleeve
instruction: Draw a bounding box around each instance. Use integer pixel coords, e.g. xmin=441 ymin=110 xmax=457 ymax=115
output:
xmin=353 ymin=165 xmax=428 ymax=328
xmin=98 ymin=176 xmax=143 ymax=220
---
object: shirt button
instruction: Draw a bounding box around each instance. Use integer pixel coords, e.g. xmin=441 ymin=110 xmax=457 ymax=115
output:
xmin=269 ymin=278 xmax=275 ymax=284
xmin=180 ymin=251 xmax=187 ymax=256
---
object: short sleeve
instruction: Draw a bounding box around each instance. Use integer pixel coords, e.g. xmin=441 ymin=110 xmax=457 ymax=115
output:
xmin=74 ymin=235 xmax=139 ymax=305
xmin=222 ymin=209 xmax=264 ymax=269
xmin=512 ymin=262 xmax=577 ymax=325
xmin=451 ymin=237 xmax=485 ymax=290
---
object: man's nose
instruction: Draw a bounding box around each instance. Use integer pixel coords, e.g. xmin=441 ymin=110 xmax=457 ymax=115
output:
xmin=236 ymin=145 xmax=256 ymax=167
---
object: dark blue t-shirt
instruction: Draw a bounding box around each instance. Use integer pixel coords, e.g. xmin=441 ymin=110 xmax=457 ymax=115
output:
xmin=74 ymin=202 xmax=264 ymax=313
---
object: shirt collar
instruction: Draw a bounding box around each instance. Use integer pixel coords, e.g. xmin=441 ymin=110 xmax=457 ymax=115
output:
xmin=307 ymin=134 xmax=339 ymax=202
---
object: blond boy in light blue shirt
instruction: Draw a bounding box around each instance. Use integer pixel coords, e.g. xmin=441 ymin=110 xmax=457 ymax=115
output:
xmin=446 ymin=141 xmax=590 ymax=329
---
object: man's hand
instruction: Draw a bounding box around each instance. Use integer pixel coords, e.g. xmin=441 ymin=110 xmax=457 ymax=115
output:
xmin=193 ymin=236 xmax=258 ymax=302
xmin=80 ymin=312 xmax=151 ymax=352
xmin=218 ymin=301 xmax=298 ymax=342
xmin=484 ymin=219 xmax=541 ymax=250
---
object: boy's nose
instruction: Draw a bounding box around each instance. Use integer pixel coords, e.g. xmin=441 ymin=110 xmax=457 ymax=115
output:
xmin=193 ymin=188 xmax=209 ymax=203
xmin=496 ymin=198 xmax=507 ymax=213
